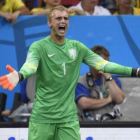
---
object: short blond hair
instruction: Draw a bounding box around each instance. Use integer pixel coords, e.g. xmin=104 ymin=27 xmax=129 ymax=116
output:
xmin=47 ymin=5 xmax=69 ymax=22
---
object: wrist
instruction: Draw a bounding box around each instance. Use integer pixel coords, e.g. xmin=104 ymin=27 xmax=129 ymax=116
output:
xmin=74 ymin=8 xmax=77 ymax=13
xmin=15 ymin=10 xmax=21 ymax=16
xmin=106 ymin=77 xmax=113 ymax=82
xmin=136 ymin=68 xmax=140 ymax=77
xmin=107 ymin=96 xmax=112 ymax=103
xmin=18 ymin=72 xmax=24 ymax=82
xmin=131 ymin=68 xmax=140 ymax=77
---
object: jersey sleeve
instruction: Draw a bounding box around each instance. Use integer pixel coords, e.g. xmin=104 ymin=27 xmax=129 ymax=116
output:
xmin=103 ymin=62 xmax=132 ymax=76
xmin=77 ymin=41 xmax=109 ymax=70
xmin=11 ymin=0 xmax=25 ymax=11
xmin=75 ymin=83 xmax=91 ymax=102
xmin=19 ymin=42 xmax=40 ymax=79
xmin=77 ymin=42 xmax=132 ymax=76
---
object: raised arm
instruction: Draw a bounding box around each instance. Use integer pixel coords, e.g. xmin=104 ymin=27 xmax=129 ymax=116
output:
xmin=31 ymin=9 xmax=50 ymax=15
xmin=67 ymin=8 xmax=86 ymax=15
xmin=0 ymin=42 xmax=40 ymax=91
xmin=11 ymin=6 xmax=30 ymax=24
xmin=83 ymin=48 xmax=140 ymax=78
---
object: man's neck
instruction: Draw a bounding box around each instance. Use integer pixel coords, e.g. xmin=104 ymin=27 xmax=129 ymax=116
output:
xmin=118 ymin=6 xmax=132 ymax=15
xmin=50 ymin=35 xmax=65 ymax=45
xmin=81 ymin=2 xmax=94 ymax=15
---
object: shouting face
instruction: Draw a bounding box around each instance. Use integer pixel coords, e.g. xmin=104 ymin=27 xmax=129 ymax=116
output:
xmin=48 ymin=10 xmax=69 ymax=37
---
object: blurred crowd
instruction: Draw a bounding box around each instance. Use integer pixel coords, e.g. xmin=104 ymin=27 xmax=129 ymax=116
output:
xmin=23 ymin=0 xmax=140 ymax=13
xmin=0 ymin=0 xmax=140 ymax=24
xmin=17 ymin=0 xmax=140 ymax=14
xmin=17 ymin=0 xmax=140 ymax=15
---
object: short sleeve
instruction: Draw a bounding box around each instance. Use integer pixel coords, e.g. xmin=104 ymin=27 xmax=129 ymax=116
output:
xmin=12 ymin=0 xmax=25 ymax=11
xmin=19 ymin=41 xmax=40 ymax=79
xmin=75 ymin=83 xmax=91 ymax=102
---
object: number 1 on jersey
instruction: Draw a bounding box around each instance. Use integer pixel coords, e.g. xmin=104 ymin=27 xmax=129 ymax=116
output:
xmin=62 ymin=62 xmax=66 ymax=75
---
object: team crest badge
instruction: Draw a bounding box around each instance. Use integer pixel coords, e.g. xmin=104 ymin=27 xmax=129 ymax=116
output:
xmin=69 ymin=49 xmax=76 ymax=59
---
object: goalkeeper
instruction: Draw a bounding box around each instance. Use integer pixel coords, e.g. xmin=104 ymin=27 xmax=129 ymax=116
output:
xmin=0 ymin=5 xmax=140 ymax=140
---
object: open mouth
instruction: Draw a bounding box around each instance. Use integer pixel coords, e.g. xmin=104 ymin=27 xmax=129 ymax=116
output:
xmin=58 ymin=26 xmax=65 ymax=34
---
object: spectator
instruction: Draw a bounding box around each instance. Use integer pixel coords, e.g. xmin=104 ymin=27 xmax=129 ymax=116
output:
xmin=31 ymin=0 xmax=86 ymax=15
xmin=75 ymin=45 xmax=125 ymax=121
xmin=71 ymin=0 xmax=111 ymax=15
xmin=0 ymin=0 xmax=30 ymax=24
xmin=22 ymin=0 xmax=43 ymax=10
xmin=99 ymin=0 xmax=117 ymax=14
xmin=23 ymin=0 xmax=34 ymax=11
xmin=131 ymin=0 xmax=140 ymax=8
xmin=114 ymin=0 xmax=140 ymax=15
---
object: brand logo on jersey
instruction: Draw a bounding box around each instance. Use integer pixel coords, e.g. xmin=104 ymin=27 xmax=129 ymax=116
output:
xmin=69 ymin=49 xmax=76 ymax=59
xmin=48 ymin=54 xmax=55 ymax=57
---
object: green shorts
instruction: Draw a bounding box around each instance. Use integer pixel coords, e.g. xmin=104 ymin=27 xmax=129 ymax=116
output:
xmin=28 ymin=121 xmax=81 ymax=140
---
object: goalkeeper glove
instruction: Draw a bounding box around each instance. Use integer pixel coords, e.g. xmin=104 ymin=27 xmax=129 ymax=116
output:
xmin=0 ymin=65 xmax=20 ymax=91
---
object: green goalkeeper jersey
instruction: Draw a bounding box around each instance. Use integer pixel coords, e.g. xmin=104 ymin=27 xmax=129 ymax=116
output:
xmin=19 ymin=36 xmax=132 ymax=123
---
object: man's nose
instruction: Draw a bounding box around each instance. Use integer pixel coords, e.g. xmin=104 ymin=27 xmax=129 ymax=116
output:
xmin=61 ymin=18 xmax=66 ymax=22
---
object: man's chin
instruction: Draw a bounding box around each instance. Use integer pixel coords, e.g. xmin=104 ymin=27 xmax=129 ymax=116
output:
xmin=58 ymin=33 xmax=66 ymax=37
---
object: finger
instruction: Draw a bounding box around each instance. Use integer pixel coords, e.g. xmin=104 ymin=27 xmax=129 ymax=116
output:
xmin=6 ymin=65 xmax=14 ymax=73
xmin=9 ymin=85 xmax=15 ymax=91
xmin=3 ymin=82 xmax=11 ymax=89
xmin=0 ymin=79 xmax=9 ymax=86
xmin=0 ymin=75 xmax=8 ymax=81
xmin=6 ymin=17 xmax=12 ymax=23
xmin=12 ymin=19 xmax=16 ymax=25
xmin=98 ymin=71 xmax=102 ymax=74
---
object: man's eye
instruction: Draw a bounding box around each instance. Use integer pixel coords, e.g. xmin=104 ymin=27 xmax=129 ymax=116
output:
xmin=64 ymin=17 xmax=68 ymax=20
xmin=57 ymin=17 xmax=61 ymax=20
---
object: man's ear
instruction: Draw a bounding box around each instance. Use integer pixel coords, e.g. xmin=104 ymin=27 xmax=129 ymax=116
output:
xmin=47 ymin=21 xmax=52 ymax=28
